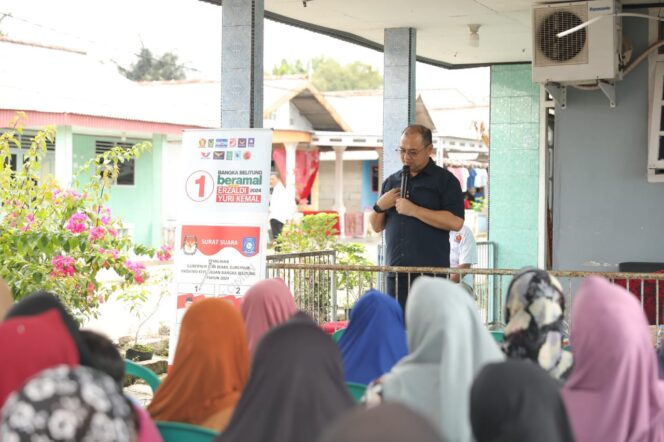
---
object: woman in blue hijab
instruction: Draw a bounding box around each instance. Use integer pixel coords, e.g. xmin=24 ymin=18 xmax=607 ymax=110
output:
xmin=338 ymin=289 xmax=408 ymax=385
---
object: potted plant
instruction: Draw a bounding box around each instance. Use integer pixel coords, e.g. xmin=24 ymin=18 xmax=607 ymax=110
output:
xmin=126 ymin=343 xmax=154 ymax=362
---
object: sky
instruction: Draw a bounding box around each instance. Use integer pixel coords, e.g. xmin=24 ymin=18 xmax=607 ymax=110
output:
xmin=0 ymin=0 xmax=489 ymax=100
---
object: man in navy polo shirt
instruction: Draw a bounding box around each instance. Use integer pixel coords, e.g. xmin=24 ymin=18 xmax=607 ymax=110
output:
xmin=369 ymin=124 xmax=464 ymax=312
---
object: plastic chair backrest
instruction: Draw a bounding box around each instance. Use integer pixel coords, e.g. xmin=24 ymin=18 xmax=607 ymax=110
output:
xmin=490 ymin=330 xmax=505 ymax=343
xmin=346 ymin=381 xmax=367 ymax=402
xmin=156 ymin=421 xmax=218 ymax=442
xmin=124 ymin=359 xmax=161 ymax=393
xmin=332 ymin=328 xmax=345 ymax=343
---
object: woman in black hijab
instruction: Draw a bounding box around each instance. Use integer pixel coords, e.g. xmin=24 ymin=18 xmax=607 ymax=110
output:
xmin=470 ymin=360 xmax=575 ymax=442
xmin=217 ymin=315 xmax=355 ymax=442
xmin=318 ymin=403 xmax=442 ymax=442
xmin=4 ymin=290 xmax=95 ymax=367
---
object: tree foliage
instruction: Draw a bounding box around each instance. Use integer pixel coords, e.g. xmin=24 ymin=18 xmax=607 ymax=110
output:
xmin=271 ymin=59 xmax=306 ymax=76
xmin=119 ymin=47 xmax=186 ymax=81
xmin=0 ymin=113 xmax=172 ymax=320
xmin=271 ymin=57 xmax=382 ymax=91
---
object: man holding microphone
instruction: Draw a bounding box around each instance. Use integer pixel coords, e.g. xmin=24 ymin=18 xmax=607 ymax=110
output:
xmin=369 ymin=124 xmax=465 ymax=312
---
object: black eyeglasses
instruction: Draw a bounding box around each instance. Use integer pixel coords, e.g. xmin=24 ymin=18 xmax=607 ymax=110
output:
xmin=394 ymin=148 xmax=425 ymax=158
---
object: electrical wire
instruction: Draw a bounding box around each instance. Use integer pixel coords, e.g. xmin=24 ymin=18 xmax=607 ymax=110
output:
xmin=557 ymin=13 xmax=664 ymax=38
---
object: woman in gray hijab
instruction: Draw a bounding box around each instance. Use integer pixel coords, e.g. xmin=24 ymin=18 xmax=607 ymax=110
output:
xmin=364 ymin=277 xmax=503 ymax=441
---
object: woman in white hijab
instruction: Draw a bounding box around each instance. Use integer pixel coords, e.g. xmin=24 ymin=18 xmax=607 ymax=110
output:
xmin=365 ymin=277 xmax=504 ymax=442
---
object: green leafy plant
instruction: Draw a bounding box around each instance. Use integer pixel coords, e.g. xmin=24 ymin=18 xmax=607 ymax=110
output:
xmin=275 ymin=213 xmax=373 ymax=321
xmin=129 ymin=343 xmax=154 ymax=353
xmin=471 ymin=196 xmax=486 ymax=212
xmin=0 ymin=113 xmax=171 ymax=320
xmin=117 ymin=265 xmax=171 ymax=347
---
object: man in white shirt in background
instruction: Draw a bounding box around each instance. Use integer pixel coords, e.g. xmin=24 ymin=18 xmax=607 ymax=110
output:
xmin=449 ymin=224 xmax=478 ymax=294
xmin=269 ymin=172 xmax=296 ymax=247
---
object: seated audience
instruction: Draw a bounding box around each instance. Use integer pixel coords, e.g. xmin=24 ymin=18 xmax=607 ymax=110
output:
xmin=503 ymin=268 xmax=573 ymax=380
xmin=0 ymin=277 xmax=12 ymax=321
xmin=80 ymin=329 xmax=124 ymax=386
xmin=0 ymin=310 xmax=79 ymax=408
xmin=562 ymin=276 xmax=664 ymax=442
xmin=148 ymin=298 xmax=249 ymax=432
xmin=81 ymin=329 xmax=163 ymax=442
xmin=0 ymin=365 xmax=138 ymax=441
xmin=470 ymin=360 xmax=575 ymax=442
xmin=318 ymin=403 xmax=442 ymax=442
xmin=365 ymin=277 xmax=503 ymax=441
xmin=217 ymin=315 xmax=354 ymax=442
xmin=240 ymin=278 xmax=297 ymax=355
xmin=337 ymin=289 xmax=408 ymax=385
xmin=5 ymin=290 xmax=95 ymax=366
xmin=0 ymin=291 xmax=92 ymax=407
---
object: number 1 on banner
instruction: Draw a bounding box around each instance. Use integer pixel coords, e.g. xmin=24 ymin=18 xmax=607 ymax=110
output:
xmin=195 ymin=175 xmax=206 ymax=197
xmin=185 ymin=170 xmax=214 ymax=202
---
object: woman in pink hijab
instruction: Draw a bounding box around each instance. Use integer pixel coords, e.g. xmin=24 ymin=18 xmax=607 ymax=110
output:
xmin=241 ymin=278 xmax=297 ymax=355
xmin=562 ymin=276 xmax=664 ymax=442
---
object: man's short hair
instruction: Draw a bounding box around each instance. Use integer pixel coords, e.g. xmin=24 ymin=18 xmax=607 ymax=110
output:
xmin=402 ymin=124 xmax=433 ymax=147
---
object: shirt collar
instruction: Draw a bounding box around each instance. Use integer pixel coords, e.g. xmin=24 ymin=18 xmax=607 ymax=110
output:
xmin=419 ymin=158 xmax=436 ymax=176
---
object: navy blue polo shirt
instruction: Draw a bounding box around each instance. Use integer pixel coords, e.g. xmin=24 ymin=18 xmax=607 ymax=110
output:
xmin=381 ymin=159 xmax=464 ymax=268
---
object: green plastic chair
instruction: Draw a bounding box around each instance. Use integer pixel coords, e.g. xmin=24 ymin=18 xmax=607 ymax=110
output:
xmin=156 ymin=421 xmax=218 ymax=442
xmin=124 ymin=359 xmax=161 ymax=393
xmin=490 ymin=330 xmax=505 ymax=343
xmin=346 ymin=381 xmax=367 ymax=402
xmin=332 ymin=328 xmax=345 ymax=343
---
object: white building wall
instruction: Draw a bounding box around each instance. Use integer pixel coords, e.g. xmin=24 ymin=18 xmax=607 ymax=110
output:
xmin=317 ymin=160 xmax=363 ymax=213
xmin=263 ymin=102 xmax=313 ymax=131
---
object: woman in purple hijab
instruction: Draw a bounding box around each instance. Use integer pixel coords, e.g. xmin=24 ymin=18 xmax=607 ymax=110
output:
xmin=562 ymin=276 xmax=664 ymax=442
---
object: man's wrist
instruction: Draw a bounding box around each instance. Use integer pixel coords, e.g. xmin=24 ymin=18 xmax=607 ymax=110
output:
xmin=373 ymin=203 xmax=386 ymax=214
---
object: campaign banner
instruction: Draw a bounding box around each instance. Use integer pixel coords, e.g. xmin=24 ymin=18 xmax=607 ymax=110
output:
xmin=169 ymin=129 xmax=272 ymax=363
xmin=179 ymin=130 xmax=272 ymax=216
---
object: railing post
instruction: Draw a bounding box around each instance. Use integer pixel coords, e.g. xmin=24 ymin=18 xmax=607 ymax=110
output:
xmin=330 ymin=251 xmax=337 ymax=322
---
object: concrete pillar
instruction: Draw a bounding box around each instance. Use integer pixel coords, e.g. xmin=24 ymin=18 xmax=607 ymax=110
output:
xmin=284 ymin=142 xmax=297 ymax=201
xmin=54 ymin=125 xmax=73 ymax=188
xmin=382 ymin=27 xmax=416 ymax=178
xmin=221 ymin=0 xmax=264 ymax=128
xmin=332 ymin=146 xmax=346 ymax=238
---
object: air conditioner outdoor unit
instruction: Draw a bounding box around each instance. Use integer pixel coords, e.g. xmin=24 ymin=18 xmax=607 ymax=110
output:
xmin=532 ymin=0 xmax=622 ymax=84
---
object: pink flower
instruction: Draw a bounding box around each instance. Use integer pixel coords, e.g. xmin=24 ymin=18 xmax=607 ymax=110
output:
xmin=66 ymin=212 xmax=88 ymax=234
xmin=107 ymin=228 xmax=118 ymax=238
xmin=100 ymin=208 xmax=112 ymax=226
xmin=21 ymin=213 xmax=35 ymax=231
xmin=124 ymin=260 xmax=145 ymax=272
xmin=125 ymin=260 xmax=148 ymax=284
xmin=106 ymin=248 xmax=119 ymax=259
xmin=156 ymin=245 xmax=172 ymax=262
xmin=51 ymin=255 xmax=76 ymax=277
xmin=66 ymin=190 xmax=81 ymax=200
xmin=89 ymin=226 xmax=106 ymax=241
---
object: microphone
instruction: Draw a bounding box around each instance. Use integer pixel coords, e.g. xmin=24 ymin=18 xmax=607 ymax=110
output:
xmin=400 ymin=166 xmax=410 ymax=199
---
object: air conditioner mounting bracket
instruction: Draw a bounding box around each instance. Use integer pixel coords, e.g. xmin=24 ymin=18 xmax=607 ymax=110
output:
xmin=598 ymin=80 xmax=616 ymax=108
xmin=544 ymin=83 xmax=567 ymax=109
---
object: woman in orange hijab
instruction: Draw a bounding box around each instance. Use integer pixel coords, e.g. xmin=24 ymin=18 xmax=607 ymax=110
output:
xmin=148 ymin=298 xmax=250 ymax=432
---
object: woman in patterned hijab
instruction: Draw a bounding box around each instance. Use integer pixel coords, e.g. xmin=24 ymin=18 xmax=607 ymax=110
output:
xmin=503 ymin=268 xmax=573 ymax=380
xmin=0 ymin=365 xmax=137 ymax=441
